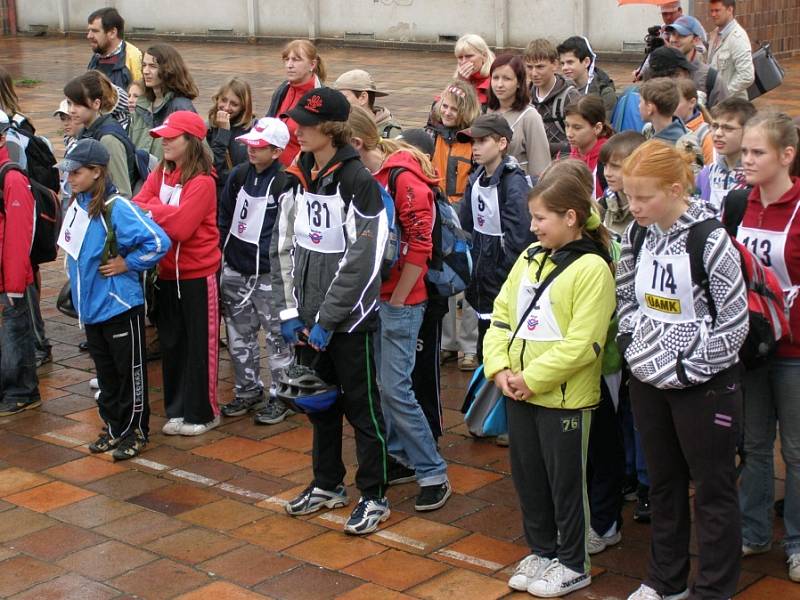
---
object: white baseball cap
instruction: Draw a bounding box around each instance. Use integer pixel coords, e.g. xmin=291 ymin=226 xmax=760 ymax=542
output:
xmin=236 ymin=117 xmax=290 ymax=149
xmin=53 ymin=99 xmax=70 ymax=117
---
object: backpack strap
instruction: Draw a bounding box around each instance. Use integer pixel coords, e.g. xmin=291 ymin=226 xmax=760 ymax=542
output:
xmin=631 ymin=222 xmax=647 ymax=262
xmin=0 ymin=162 xmax=26 ymax=212
xmin=508 ymin=251 xmax=582 ymax=349
xmin=720 ymin=187 xmax=751 ymax=238
xmin=387 ymin=166 xmax=408 ymax=198
xmin=686 ymin=218 xmax=724 ymax=323
xmin=705 ymin=67 xmax=718 ymax=96
xmin=100 ymin=196 xmax=119 ymax=264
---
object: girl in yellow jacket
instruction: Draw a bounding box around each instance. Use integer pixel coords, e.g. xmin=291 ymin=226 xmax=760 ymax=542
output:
xmin=483 ymin=160 xmax=616 ymax=597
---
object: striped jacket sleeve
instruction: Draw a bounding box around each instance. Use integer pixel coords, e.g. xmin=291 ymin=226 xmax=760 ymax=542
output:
xmin=615 ymin=222 xmax=639 ymax=339
xmin=270 ymin=184 xmax=299 ymax=322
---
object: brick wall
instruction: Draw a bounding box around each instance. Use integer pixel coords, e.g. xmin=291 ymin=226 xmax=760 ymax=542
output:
xmin=694 ymin=0 xmax=800 ymax=56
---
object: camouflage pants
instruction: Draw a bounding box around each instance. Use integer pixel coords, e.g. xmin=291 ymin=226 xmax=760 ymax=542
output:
xmin=220 ymin=265 xmax=291 ymax=399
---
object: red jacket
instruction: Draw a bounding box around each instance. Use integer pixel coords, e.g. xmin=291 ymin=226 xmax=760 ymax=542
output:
xmin=742 ymin=177 xmax=800 ymax=358
xmin=569 ymin=137 xmax=608 ymax=198
xmin=133 ymin=167 xmax=221 ymax=280
xmin=469 ymin=73 xmax=490 ymax=106
xmin=374 ymin=151 xmax=435 ymax=306
xmin=276 ymin=77 xmax=319 ymax=167
xmin=0 ymin=147 xmax=34 ymax=296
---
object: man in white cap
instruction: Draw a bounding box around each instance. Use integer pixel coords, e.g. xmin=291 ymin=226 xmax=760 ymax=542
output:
xmin=0 ymin=110 xmax=41 ymax=416
xmin=217 ymin=117 xmax=293 ymax=425
xmin=333 ymin=69 xmax=402 ymax=139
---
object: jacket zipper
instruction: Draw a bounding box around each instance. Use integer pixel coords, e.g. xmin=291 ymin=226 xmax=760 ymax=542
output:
xmin=560 ymin=382 xmax=567 ymax=407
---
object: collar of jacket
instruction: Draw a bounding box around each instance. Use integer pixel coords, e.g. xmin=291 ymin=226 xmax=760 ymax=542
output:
xmin=470 ymin=155 xmax=521 ymax=186
xmin=526 ymin=237 xmax=611 ymax=265
xmin=287 ymin=144 xmax=361 ymax=192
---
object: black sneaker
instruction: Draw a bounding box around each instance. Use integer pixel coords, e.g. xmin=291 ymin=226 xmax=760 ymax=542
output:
xmin=221 ymin=393 xmax=265 ymax=417
xmin=78 ymin=340 xmax=89 ymax=352
xmin=0 ymin=400 xmax=24 ymax=416
xmin=35 ymin=349 xmax=52 ymax=368
xmin=88 ymin=432 xmax=120 ymax=453
xmin=387 ymin=460 xmax=416 ymax=485
xmin=415 ymin=480 xmax=452 ymax=511
xmin=254 ymin=397 xmax=294 ymax=425
xmin=344 ymin=496 xmax=390 ymax=535
xmin=112 ymin=430 xmax=147 ymax=461
xmin=634 ymin=485 xmax=651 ymax=523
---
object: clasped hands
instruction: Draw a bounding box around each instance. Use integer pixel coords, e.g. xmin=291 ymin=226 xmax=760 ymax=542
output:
xmin=494 ymin=369 xmax=534 ymax=401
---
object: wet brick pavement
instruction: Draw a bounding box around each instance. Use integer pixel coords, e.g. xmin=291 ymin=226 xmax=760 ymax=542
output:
xmin=0 ymin=35 xmax=798 ymax=599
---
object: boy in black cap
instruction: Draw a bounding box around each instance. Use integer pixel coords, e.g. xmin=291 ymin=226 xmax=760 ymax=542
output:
xmin=457 ymin=113 xmax=534 ymax=361
xmin=271 ymin=88 xmax=391 ymax=535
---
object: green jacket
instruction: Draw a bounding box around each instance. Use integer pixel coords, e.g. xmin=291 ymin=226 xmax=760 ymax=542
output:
xmin=129 ymin=92 xmax=196 ymax=160
xmin=483 ymin=239 xmax=616 ymax=410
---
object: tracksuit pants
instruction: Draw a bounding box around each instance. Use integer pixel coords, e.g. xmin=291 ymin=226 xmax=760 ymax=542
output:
xmin=630 ymin=365 xmax=742 ymax=599
xmin=507 ymin=398 xmax=593 ymax=575
xmin=297 ymin=331 xmax=388 ymax=499
xmin=411 ymin=300 xmax=445 ymax=440
xmin=85 ymin=306 xmax=149 ymax=439
xmin=157 ymin=276 xmax=220 ymax=425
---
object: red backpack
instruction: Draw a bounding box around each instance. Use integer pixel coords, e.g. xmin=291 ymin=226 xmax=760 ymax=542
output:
xmin=632 ymin=200 xmax=789 ymax=368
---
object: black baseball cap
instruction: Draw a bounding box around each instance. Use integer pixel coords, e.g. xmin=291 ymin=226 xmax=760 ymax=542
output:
xmin=283 ymin=88 xmax=351 ymax=126
xmin=397 ymin=128 xmax=435 ymax=157
xmin=456 ymin=113 xmax=514 ymax=143
xmin=648 ymin=46 xmax=698 ymax=76
xmin=57 ymin=138 xmax=110 ymax=172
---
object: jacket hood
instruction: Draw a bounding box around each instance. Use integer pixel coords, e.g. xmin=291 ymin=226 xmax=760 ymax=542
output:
xmin=538 ymin=73 xmax=573 ymax=103
xmin=527 ymin=237 xmax=612 ymax=266
xmin=377 ymin=150 xmax=439 ymax=186
xmin=289 ymin=143 xmax=362 ymax=190
xmin=653 ymin=200 xmax=717 ymax=239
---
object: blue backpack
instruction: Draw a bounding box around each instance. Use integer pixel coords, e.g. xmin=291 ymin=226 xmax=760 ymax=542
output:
xmin=388 ymin=167 xmax=472 ymax=297
xmin=611 ymin=85 xmax=645 ymax=134
xmin=378 ymin=184 xmax=401 ymax=280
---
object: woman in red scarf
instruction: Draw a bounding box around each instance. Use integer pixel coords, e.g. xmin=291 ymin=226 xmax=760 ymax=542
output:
xmin=453 ymin=34 xmax=495 ymax=107
xmin=265 ymin=40 xmax=326 ymax=166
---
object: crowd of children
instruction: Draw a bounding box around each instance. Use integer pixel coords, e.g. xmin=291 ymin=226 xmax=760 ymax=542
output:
xmin=0 ymin=4 xmax=798 ymax=597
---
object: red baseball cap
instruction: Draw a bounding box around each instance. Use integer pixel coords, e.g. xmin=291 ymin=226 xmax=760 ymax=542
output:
xmin=150 ymin=110 xmax=207 ymax=140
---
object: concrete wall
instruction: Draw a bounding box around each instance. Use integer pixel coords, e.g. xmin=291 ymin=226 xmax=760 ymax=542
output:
xmin=14 ymin=0 xmax=682 ymax=53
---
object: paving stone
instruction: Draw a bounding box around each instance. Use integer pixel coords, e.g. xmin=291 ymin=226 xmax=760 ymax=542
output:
xmin=198 ymin=544 xmax=300 ymax=587
xmin=407 ymin=567 xmax=510 ymax=600
xmin=109 ymin=558 xmax=210 ymax=599
xmin=4 ymin=481 xmax=95 ymax=513
xmin=93 ymin=508 xmax=191 ymax=544
xmin=85 ymin=469 xmax=171 ymax=500
xmin=8 ymin=573 xmax=118 ymax=600
xmin=191 ymin=436 xmax=275 ymax=462
xmin=175 ymin=581 xmax=268 ymax=599
xmin=0 ymin=467 xmax=50 ymax=496
xmin=254 ymin=563 xmax=363 ymax=600
xmin=435 ymin=532 xmax=528 ymax=574
xmin=0 ymin=507 xmax=57 ymax=542
xmin=237 ymin=448 xmax=312 ymax=477
xmin=56 ymin=540 xmax=156 ymax=580
xmin=2 ymin=443 xmax=84 ymax=472
xmin=128 ymin=483 xmax=222 ymax=516
xmin=0 ymin=555 xmax=64 ymax=596
xmin=378 ymin=516 xmax=468 ymax=555
xmin=9 ymin=523 xmax=106 ymax=561
xmin=231 ymin=513 xmax=325 ymax=551
xmin=343 ymin=548 xmax=449 ymax=591
xmin=145 ymin=527 xmax=245 ymax=564
xmin=285 ymin=529 xmax=386 ymax=570
xmin=43 ymin=456 xmax=126 ymax=485
xmin=736 ymin=576 xmax=800 ymax=599
xmin=47 ymin=494 xmax=142 ymax=528
xmin=453 ymin=504 xmax=524 ymax=542
xmin=177 ymin=498 xmax=267 ymax=531
xmin=336 ymin=583 xmax=417 ymax=600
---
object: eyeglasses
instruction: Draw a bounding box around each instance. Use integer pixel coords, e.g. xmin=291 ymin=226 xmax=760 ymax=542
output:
xmin=710 ymin=123 xmax=742 ymax=133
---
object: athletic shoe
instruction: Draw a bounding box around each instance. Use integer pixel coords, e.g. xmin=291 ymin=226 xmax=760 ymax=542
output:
xmin=587 ymin=527 xmax=622 ymax=555
xmin=789 ymin=553 xmax=800 ymax=582
xmin=528 ymin=559 xmax=591 ymax=597
xmin=495 ymin=433 xmax=509 ymax=447
xmin=34 ymin=349 xmax=52 ymax=368
xmin=387 ymin=460 xmax=416 ymax=485
xmin=112 ymin=430 xmax=146 ymax=461
xmin=622 ymin=474 xmax=639 ymax=502
xmin=79 ymin=340 xmax=89 ymax=352
xmin=88 ymin=432 xmax=120 ymax=453
xmin=178 ymin=415 xmax=221 ymax=436
xmin=89 ymin=378 xmax=99 ymax=389
xmin=458 ymin=353 xmax=479 ymax=371
xmin=0 ymin=397 xmax=41 ymax=416
xmin=253 ymin=397 xmax=294 ymax=425
xmin=634 ymin=486 xmax=651 ymax=523
xmin=440 ymin=349 xmax=458 ymax=365
xmin=94 ymin=390 xmax=101 ymax=400
xmin=508 ymin=554 xmax=551 ymax=591
xmin=221 ymin=393 xmax=265 ymax=417
xmin=344 ymin=496 xmax=390 ymax=535
xmin=627 ymin=584 xmax=690 ymax=600
xmin=415 ymin=480 xmax=452 ymax=511
xmin=285 ymin=483 xmax=349 ymax=516
xmin=161 ymin=418 xmax=184 ymax=435
xmin=742 ymin=543 xmax=771 ymax=557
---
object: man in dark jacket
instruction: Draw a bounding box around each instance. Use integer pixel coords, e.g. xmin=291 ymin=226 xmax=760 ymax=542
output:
xmin=557 ymin=36 xmax=617 ymax=119
xmin=271 ymin=88 xmax=391 ymax=536
xmin=86 ymin=7 xmax=143 ymax=91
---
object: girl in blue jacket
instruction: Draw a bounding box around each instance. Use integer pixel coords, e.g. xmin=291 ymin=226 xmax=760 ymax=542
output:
xmin=58 ymin=138 xmax=169 ymax=460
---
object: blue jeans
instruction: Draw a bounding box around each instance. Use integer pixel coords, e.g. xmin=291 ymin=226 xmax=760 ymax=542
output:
xmin=739 ymin=358 xmax=800 ymax=556
xmin=376 ymin=301 xmax=447 ymax=487
xmin=1 ymin=287 xmax=40 ymax=402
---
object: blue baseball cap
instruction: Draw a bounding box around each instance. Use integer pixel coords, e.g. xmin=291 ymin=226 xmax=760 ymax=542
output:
xmin=57 ymin=138 xmax=110 ymax=172
xmin=665 ymin=16 xmax=707 ymax=44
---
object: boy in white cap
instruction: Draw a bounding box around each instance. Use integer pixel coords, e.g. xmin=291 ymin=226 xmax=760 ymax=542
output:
xmin=218 ymin=117 xmax=293 ymax=422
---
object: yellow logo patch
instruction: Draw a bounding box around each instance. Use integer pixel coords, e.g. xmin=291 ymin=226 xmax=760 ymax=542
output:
xmin=645 ymin=293 xmax=681 ymax=314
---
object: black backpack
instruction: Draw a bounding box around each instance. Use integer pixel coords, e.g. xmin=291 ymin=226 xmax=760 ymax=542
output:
xmin=10 ymin=117 xmax=60 ymax=194
xmin=90 ymin=117 xmax=153 ymax=192
xmin=0 ymin=162 xmax=62 ymax=264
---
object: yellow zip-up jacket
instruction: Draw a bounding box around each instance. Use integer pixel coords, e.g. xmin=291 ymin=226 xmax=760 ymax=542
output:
xmin=483 ymin=241 xmax=616 ymax=410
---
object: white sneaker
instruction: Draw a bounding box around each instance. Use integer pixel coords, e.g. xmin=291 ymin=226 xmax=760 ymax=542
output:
xmin=789 ymin=553 xmax=800 ymax=582
xmin=178 ymin=415 xmax=221 ymax=436
xmin=507 ymin=554 xmax=551 ymax=591
xmin=587 ymin=527 xmax=622 ymax=555
xmin=742 ymin=543 xmax=771 ymax=557
xmin=528 ymin=559 xmax=590 ymax=597
xmin=89 ymin=377 xmax=99 ymax=389
xmin=627 ymin=584 xmax=690 ymax=600
xmin=94 ymin=390 xmax=101 ymax=400
xmin=161 ymin=418 xmax=184 ymax=435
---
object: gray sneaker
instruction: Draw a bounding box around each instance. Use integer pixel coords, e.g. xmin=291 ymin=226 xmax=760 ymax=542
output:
xmin=254 ymin=397 xmax=294 ymax=425
xmin=221 ymin=393 xmax=266 ymax=417
xmin=285 ymin=483 xmax=349 ymax=516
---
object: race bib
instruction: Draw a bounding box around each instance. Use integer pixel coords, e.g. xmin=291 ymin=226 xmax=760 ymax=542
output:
xmin=231 ymin=187 xmax=272 ymax=245
xmin=294 ymin=189 xmax=346 ymax=253
xmin=472 ymin=182 xmax=502 ymax=237
xmin=515 ymin=271 xmax=563 ymax=341
xmin=57 ymin=202 xmax=91 ymax=260
xmin=635 ymin=247 xmax=696 ymax=323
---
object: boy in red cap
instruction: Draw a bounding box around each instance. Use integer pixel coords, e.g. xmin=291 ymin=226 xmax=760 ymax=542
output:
xmin=134 ymin=110 xmax=222 ymax=436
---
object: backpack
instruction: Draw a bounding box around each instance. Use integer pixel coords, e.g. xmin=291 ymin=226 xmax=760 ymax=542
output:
xmin=378 ymin=184 xmax=401 ymax=280
xmin=631 ymin=212 xmax=789 ymax=368
xmin=0 ymin=162 xmax=61 ymax=264
xmin=91 ymin=118 xmax=154 ymax=192
xmin=388 ymin=167 xmax=472 ymax=297
xmin=10 ymin=116 xmax=60 ymax=194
